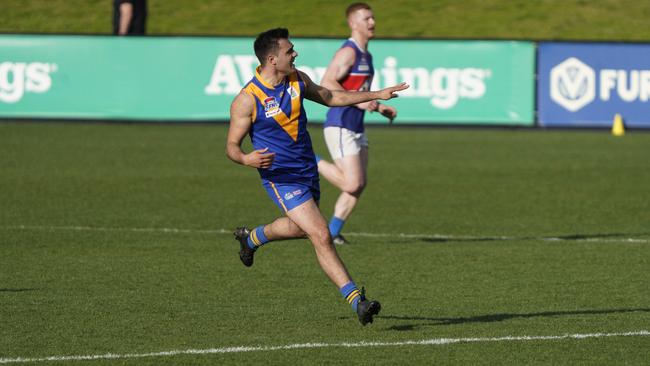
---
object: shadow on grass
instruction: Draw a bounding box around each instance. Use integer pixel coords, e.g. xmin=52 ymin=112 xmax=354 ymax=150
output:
xmin=381 ymin=308 xmax=650 ymax=331
xmin=418 ymin=232 xmax=650 ymax=243
xmin=0 ymin=288 xmax=37 ymax=293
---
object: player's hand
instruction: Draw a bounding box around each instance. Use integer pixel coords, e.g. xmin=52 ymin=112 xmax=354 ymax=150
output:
xmin=357 ymin=100 xmax=379 ymax=112
xmin=244 ymin=147 xmax=275 ymax=169
xmin=377 ymin=82 xmax=409 ymax=100
xmin=378 ymin=104 xmax=397 ymax=123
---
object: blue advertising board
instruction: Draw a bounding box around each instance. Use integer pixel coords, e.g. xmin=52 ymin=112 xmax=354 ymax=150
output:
xmin=538 ymin=42 xmax=650 ymax=128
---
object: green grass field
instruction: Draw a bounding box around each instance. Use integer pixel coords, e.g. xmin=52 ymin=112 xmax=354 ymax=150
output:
xmin=2 ymin=0 xmax=649 ymax=363
xmin=2 ymin=0 xmax=650 ymax=41
xmin=1 ymin=121 xmax=649 ymax=365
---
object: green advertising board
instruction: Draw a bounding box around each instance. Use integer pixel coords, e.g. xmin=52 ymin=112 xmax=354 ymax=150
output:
xmin=0 ymin=35 xmax=534 ymax=125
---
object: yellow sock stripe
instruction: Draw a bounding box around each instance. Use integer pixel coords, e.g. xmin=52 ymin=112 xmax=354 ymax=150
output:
xmin=269 ymin=181 xmax=288 ymax=213
xmin=250 ymin=229 xmax=261 ymax=246
xmin=346 ymin=290 xmax=360 ymax=304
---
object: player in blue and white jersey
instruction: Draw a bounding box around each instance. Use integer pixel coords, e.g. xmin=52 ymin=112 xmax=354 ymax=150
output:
xmin=225 ymin=28 xmax=408 ymax=325
xmin=317 ymin=3 xmax=400 ymax=245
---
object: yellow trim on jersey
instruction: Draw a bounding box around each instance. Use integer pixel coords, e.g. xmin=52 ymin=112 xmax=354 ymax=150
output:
xmin=255 ymin=66 xmax=276 ymax=89
xmin=287 ymin=72 xmax=302 ymax=137
xmin=244 ymin=82 xmax=271 ymax=115
xmin=245 ymin=76 xmax=301 ymax=141
xmin=269 ymin=181 xmax=288 ymax=213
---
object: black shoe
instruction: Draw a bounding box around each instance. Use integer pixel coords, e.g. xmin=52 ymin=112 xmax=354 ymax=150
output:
xmin=234 ymin=227 xmax=255 ymax=267
xmin=356 ymin=287 xmax=381 ymax=326
xmin=333 ymin=234 xmax=348 ymax=245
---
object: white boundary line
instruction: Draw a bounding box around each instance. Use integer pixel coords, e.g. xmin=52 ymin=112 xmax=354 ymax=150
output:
xmin=0 ymin=225 xmax=228 ymax=235
xmin=1 ymin=224 xmax=649 ymax=243
xmin=1 ymin=330 xmax=648 ymax=364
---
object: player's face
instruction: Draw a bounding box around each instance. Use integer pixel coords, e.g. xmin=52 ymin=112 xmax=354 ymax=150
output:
xmin=272 ymin=38 xmax=298 ymax=74
xmin=350 ymin=8 xmax=376 ymax=39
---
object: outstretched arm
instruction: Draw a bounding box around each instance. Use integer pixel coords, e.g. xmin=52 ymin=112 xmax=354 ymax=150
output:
xmin=301 ymin=71 xmax=408 ymax=107
xmin=226 ymin=92 xmax=275 ymax=169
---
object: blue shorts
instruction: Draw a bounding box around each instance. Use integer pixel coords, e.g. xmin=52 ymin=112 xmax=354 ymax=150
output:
xmin=262 ymin=179 xmax=320 ymax=213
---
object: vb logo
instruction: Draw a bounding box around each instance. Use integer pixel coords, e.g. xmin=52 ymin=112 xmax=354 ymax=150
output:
xmin=550 ymin=57 xmax=595 ymax=112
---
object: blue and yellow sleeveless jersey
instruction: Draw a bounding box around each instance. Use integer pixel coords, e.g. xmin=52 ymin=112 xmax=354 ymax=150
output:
xmin=242 ymin=67 xmax=317 ymax=184
xmin=324 ymin=38 xmax=375 ymax=133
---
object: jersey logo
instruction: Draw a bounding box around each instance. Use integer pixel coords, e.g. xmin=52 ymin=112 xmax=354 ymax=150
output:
xmin=287 ymin=85 xmax=299 ymax=99
xmin=359 ymin=56 xmax=370 ymax=71
xmin=264 ymin=96 xmax=281 ymax=118
xmin=284 ymin=189 xmax=302 ymax=200
xmin=245 ymin=72 xmax=302 ymax=141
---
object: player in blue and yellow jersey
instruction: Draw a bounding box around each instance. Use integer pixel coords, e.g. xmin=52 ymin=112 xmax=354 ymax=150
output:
xmin=317 ymin=3 xmax=399 ymax=245
xmin=226 ymin=27 xmax=408 ymax=325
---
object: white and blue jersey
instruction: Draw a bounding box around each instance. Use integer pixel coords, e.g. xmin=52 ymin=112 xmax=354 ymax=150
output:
xmin=324 ymin=38 xmax=374 ymax=133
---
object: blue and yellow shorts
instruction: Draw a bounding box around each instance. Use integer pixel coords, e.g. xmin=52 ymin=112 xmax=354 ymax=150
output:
xmin=261 ymin=179 xmax=320 ymax=213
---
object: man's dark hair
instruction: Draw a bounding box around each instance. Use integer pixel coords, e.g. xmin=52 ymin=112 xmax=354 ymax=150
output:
xmin=254 ymin=28 xmax=290 ymax=65
xmin=346 ymin=2 xmax=371 ymax=18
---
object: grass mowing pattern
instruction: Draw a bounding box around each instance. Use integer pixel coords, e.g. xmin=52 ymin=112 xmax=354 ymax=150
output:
xmin=1 ymin=121 xmax=649 ymax=365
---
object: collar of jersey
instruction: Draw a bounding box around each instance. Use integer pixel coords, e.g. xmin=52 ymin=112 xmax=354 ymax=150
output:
xmin=255 ymin=66 xmax=286 ymax=90
xmin=348 ymin=37 xmax=367 ymax=53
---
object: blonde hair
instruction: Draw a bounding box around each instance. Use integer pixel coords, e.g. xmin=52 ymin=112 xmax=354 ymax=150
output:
xmin=346 ymin=2 xmax=372 ymax=19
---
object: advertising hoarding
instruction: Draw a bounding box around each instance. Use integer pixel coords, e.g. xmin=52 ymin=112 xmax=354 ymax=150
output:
xmin=538 ymin=42 xmax=650 ymax=128
xmin=0 ymin=35 xmax=535 ymax=125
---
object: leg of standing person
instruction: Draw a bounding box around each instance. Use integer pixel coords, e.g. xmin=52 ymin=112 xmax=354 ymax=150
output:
xmin=318 ymin=130 xmax=369 ymax=244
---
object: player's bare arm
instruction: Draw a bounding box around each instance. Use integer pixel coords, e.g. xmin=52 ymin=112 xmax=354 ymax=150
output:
xmin=300 ymin=71 xmax=408 ymax=107
xmin=321 ymin=47 xmax=378 ymax=112
xmin=225 ymin=91 xmax=275 ymax=169
xmin=378 ymin=104 xmax=397 ymax=121
xmin=321 ymin=47 xmax=355 ymax=91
